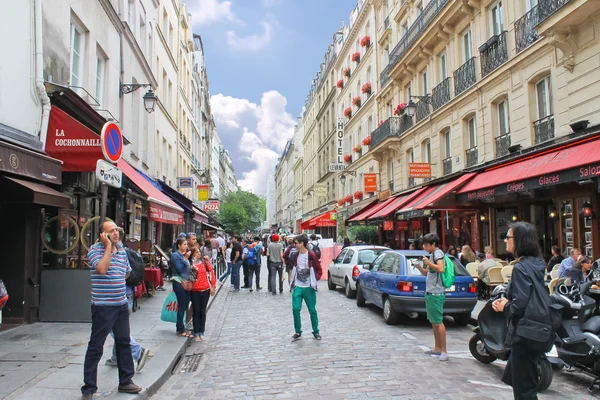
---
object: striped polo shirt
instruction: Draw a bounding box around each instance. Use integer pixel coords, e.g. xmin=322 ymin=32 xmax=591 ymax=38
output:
xmin=88 ymin=242 xmax=131 ymax=306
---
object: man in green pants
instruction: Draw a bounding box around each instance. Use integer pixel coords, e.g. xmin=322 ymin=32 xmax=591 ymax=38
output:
xmin=289 ymin=234 xmax=323 ymax=341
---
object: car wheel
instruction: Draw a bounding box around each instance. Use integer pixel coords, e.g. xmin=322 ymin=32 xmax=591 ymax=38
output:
xmin=345 ymin=279 xmax=356 ymax=299
xmin=537 ymin=358 xmax=553 ymax=392
xmin=468 ymin=333 xmax=497 ymax=364
xmin=383 ymin=297 xmax=400 ymax=325
xmin=327 ymin=273 xmax=336 ymax=290
xmin=356 ymin=283 xmax=365 ymax=307
xmin=453 ymin=314 xmax=471 ymax=326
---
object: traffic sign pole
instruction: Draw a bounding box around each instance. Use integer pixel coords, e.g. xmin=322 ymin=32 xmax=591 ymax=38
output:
xmin=99 ymin=122 xmax=124 ymax=226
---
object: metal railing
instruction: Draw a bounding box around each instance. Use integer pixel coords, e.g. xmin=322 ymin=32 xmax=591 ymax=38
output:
xmin=443 ymin=157 xmax=452 ymax=175
xmin=400 ymin=114 xmax=413 ymax=134
xmin=539 ymin=0 xmax=572 ymax=22
xmin=371 ymin=117 xmax=401 ymax=148
xmin=415 ymin=100 xmax=430 ymax=123
xmin=495 ymin=132 xmax=511 ymax=157
xmin=408 ymin=177 xmax=416 ymax=187
xmin=515 ymin=0 xmax=572 ymax=53
xmin=480 ymin=31 xmax=508 ymax=78
xmin=534 ymin=115 xmax=555 ymax=143
xmin=454 ymin=58 xmax=477 ymax=96
xmin=380 ymin=63 xmax=393 ymax=88
xmin=432 ymin=78 xmax=451 ymax=111
xmin=465 ymin=146 xmax=478 ymax=167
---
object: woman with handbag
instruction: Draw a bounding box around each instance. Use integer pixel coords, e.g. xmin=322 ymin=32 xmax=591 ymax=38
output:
xmin=190 ymin=247 xmax=216 ymax=341
xmin=171 ymin=237 xmax=193 ymax=338
xmin=493 ymin=222 xmax=547 ymax=399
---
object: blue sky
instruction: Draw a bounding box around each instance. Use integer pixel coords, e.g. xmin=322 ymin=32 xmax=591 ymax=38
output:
xmin=185 ymin=0 xmax=351 ymax=194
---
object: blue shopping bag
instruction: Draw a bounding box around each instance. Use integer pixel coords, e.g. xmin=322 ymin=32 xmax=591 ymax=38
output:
xmin=160 ymin=291 xmax=186 ymax=323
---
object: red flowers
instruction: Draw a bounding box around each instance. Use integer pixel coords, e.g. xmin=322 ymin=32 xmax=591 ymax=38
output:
xmin=394 ymin=103 xmax=408 ymax=116
xmin=338 ymin=199 xmax=344 ymax=207
xmin=336 ymin=79 xmax=344 ymax=89
xmin=362 ymin=136 xmax=371 ymax=146
xmin=354 ymin=191 xmax=364 ymax=200
xmin=343 ymin=67 xmax=351 ymax=77
xmin=344 ymin=107 xmax=352 ymax=119
xmin=353 ymin=144 xmax=362 ymax=153
xmin=344 ymin=195 xmax=352 ymax=203
xmin=378 ymin=120 xmax=384 ymax=126
xmin=352 ymin=96 xmax=362 ymax=107
xmin=360 ymin=36 xmax=371 ymax=48
xmin=351 ymin=52 xmax=361 ymax=63
xmin=361 ymin=82 xmax=372 ymax=95
xmin=343 ymin=154 xmax=352 ymax=163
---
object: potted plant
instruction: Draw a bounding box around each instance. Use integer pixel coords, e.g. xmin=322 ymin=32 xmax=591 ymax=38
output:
xmin=351 ymin=52 xmax=361 ymax=63
xmin=336 ymin=79 xmax=344 ymax=89
xmin=378 ymin=120 xmax=384 ymax=126
xmin=352 ymin=96 xmax=362 ymax=108
xmin=343 ymin=67 xmax=351 ymax=77
xmin=344 ymin=107 xmax=352 ymax=119
xmin=360 ymin=35 xmax=371 ymax=48
xmin=354 ymin=191 xmax=363 ymax=200
xmin=361 ymin=82 xmax=372 ymax=95
xmin=343 ymin=154 xmax=352 ymax=163
xmin=338 ymin=199 xmax=344 ymax=207
xmin=353 ymin=144 xmax=362 ymax=154
xmin=362 ymin=135 xmax=371 ymax=146
xmin=394 ymin=102 xmax=408 ymax=116
xmin=344 ymin=195 xmax=352 ymax=204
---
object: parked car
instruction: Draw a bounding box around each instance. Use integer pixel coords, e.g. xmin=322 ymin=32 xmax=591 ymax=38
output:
xmin=355 ymin=250 xmax=477 ymax=325
xmin=327 ymin=245 xmax=389 ymax=298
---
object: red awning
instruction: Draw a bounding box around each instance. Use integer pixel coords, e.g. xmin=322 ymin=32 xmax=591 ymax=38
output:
xmin=301 ymin=210 xmax=337 ymax=230
xmin=458 ymin=138 xmax=600 ymax=195
xmin=367 ymin=188 xmax=427 ymax=221
xmin=346 ymin=199 xmax=381 ymax=224
xmin=359 ymin=196 xmax=398 ymax=221
xmin=193 ymin=206 xmax=209 ymax=223
xmin=45 ymin=106 xmax=103 ymax=172
xmin=402 ymin=173 xmax=476 ymax=211
xmin=117 ymin=160 xmax=184 ymax=225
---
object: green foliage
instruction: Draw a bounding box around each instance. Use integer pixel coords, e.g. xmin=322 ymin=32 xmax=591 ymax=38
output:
xmin=347 ymin=226 xmax=379 ymax=245
xmin=219 ymin=189 xmax=265 ymax=234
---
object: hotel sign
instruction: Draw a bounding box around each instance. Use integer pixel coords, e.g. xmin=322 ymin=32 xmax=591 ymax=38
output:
xmin=336 ymin=117 xmax=345 ymax=163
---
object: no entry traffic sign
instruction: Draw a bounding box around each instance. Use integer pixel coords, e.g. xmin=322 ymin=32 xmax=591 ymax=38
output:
xmin=100 ymin=122 xmax=123 ymax=163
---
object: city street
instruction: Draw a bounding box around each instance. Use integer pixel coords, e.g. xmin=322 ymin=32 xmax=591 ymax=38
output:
xmin=154 ymin=265 xmax=596 ymax=400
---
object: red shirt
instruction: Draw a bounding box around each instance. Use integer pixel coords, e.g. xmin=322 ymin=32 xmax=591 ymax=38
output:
xmin=192 ymin=260 xmax=216 ymax=291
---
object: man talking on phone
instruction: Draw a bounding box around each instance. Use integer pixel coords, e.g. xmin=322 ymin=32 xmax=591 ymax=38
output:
xmin=81 ymin=221 xmax=142 ymax=399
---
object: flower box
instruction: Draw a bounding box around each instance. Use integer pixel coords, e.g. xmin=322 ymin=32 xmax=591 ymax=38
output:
xmin=353 ymin=144 xmax=362 ymax=154
xmin=362 ymin=136 xmax=372 ymax=146
xmin=343 ymin=154 xmax=352 ymax=163
xmin=360 ymin=36 xmax=371 ymax=48
xmin=343 ymin=67 xmax=351 ymax=77
xmin=361 ymin=82 xmax=372 ymax=95
xmin=352 ymin=96 xmax=362 ymax=108
xmin=344 ymin=107 xmax=352 ymax=119
xmin=354 ymin=191 xmax=363 ymax=200
xmin=336 ymin=79 xmax=344 ymax=89
xmin=344 ymin=195 xmax=352 ymax=203
xmin=351 ymin=52 xmax=361 ymax=63
xmin=394 ymin=102 xmax=407 ymax=116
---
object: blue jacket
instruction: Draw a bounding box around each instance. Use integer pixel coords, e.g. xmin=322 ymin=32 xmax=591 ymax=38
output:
xmin=171 ymin=251 xmax=191 ymax=280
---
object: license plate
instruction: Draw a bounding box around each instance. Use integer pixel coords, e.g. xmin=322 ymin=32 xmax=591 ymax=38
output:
xmin=445 ymin=285 xmax=455 ymax=292
xmin=546 ymin=345 xmax=558 ymax=357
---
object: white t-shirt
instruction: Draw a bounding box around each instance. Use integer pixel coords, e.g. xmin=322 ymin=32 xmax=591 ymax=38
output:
xmin=225 ymin=248 xmax=232 ymax=263
xmin=217 ymin=237 xmax=225 ymax=248
xmin=295 ymin=252 xmax=311 ymax=288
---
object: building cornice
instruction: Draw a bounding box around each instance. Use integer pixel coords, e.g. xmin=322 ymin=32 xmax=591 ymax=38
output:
xmin=98 ymin=0 xmax=123 ymax=33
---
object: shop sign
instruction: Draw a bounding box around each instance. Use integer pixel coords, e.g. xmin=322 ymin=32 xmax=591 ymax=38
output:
xmin=409 ymin=163 xmax=431 ymax=178
xmin=336 ymin=118 xmax=345 ymax=163
xmin=379 ymin=189 xmax=392 ymax=201
xmin=0 ymin=140 xmax=62 ymax=184
xmin=148 ymin=202 xmax=184 ymax=225
xmin=398 ymin=220 xmax=409 ymax=231
xmin=95 ymin=159 xmax=122 ymax=188
xmin=203 ymin=200 xmax=220 ymax=211
xmin=330 ymin=212 xmax=337 ymax=221
xmin=396 ymin=209 xmax=433 ymax=220
xmin=364 ymin=174 xmax=377 ymax=192
xmin=329 ymin=163 xmax=346 ymax=172
xmin=411 ymin=220 xmax=422 ymax=230
xmin=178 ymin=177 xmax=193 ymax=188
xmin=383 ymin=220 xmax=394 ymax=231
xmin=197 ymin=185 xmax=209 ymax=201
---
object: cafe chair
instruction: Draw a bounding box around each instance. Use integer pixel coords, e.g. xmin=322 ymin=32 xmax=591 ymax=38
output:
xmin=551 ymin=268 xmax=559 ymax=280
xmin=124 ymin=238 xmax=139 ymax=252
xmin=466 ymin=262 xmax=479 ymax=279
xmin=552 ymin=264 xmax=561 ymax=271
xmin=140 ymin=239 xmax=154 ymax=267
xmin=501 ymin=265 xmax=513 ymax=283
xmin=487 ymin=266 xmax=505 ymax=291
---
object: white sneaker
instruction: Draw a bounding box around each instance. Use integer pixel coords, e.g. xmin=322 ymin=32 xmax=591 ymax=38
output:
xmin=137 ymin=347 xmax=150 ymax=372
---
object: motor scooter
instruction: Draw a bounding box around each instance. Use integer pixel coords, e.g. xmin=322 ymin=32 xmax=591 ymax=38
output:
xmin=469 ymin=285 xmax=557 ymax=392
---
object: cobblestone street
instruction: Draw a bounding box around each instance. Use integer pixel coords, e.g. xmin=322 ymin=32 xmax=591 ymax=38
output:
xmin=154 ymin=264 xmax=598 ymax=400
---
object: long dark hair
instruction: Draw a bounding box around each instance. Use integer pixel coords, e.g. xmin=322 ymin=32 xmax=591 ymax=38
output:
xmin=510 ymin=222 xmax=541 ymax=258
xmin=175 ymin=237 xmax=187 ymax=251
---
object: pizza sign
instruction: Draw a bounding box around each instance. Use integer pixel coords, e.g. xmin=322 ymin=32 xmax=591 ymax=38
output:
xmin=203 ymin=200 xmax=220 ymax=211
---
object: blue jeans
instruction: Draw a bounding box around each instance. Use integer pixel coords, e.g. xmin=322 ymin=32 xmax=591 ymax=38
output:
xmin=231 ymin=261 xmax=243 ymax=289
xmin=172 ymin=281 xmax=190 ymax=333
xmin=82 ymin=304 xmax=134 ymax=394
xmin=219 ymin=262 xmax=233 ymax=283
xmin=111 ymin=294 xmax=142 ymax=362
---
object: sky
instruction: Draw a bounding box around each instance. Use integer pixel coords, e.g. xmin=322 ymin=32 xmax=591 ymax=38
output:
xmin=184 ymin=0 xmax=351 ymax=195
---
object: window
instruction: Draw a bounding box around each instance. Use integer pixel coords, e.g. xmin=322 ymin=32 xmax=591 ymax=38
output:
xmin=498 ymin=100 xmax=509 ymax=135
xmin=387 ymin=103 xmax=393 ymax=118
xmin=95 ymin=53 xmax=105 ymax=106
xmin=139 ymin=14 xmax=146 ymax=55
xmin=405 ymin=84 xmax=412 ymax=102
xmin=402 ymin=21 xmax=409 ymax=37
xmin=463 ymin=30 xmax=472 ymax=62
xmin=439 ymin=52 xmax=447 ymax=81
xmin=526 ymin=0 xmax=538 ymax=11
xmin=443 ymin=130 xmax=451 ymax=158
xmin=421 ymin=70 xmax=428 ymax=94
xmin=388 ymin=159 xmax=394 ymax=191
xmin=490 ymin=1 xmax=504 ymax=36
xmin=377 ymin=254 xmax=397 ymax=273
xmin=467 ymin=117 xmax=477 ymax=147
xmin=343 ymin=250 xmax=355 ymax=264
xmin=128 ymin=0 xmax=135 ymax=30
xmin=423 ymin=141 xmax=431 ymax=163
xmin=69 ymin=21 xmax=85 ymax=88
xmin=536 ymin=76 xmax=553 ymax=119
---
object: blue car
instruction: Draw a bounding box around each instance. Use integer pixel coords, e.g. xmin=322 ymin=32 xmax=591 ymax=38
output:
xmin=355 ymin=250 xmax=477 ymax=325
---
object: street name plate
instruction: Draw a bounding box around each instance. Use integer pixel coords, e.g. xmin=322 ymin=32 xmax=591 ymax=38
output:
xmin=96 ymin=159 xmax=122 ymax=188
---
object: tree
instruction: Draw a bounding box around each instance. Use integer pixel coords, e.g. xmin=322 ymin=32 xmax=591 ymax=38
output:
xmin=219 ymin=189 xmax=265 ymax=234
xmin=348 ymin=226 xmax=379 ymax=245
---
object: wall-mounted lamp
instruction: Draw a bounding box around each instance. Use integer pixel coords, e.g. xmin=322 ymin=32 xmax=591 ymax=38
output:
xmin=548 ymin=203 xmax=558 ymax=219
xmin=512 ymin=214 xmax=518 ymax=222
xmin=405 ymin=95 xmax=431 ymax=118
xmin=480 ymin=214 xmax=487 ymax=222
xmin=339 ymin=170 xmax=357 ymax=186
xmin=581 ymin=200 xmax=593 ymax=217
xmin=120 ymin=83 xmax=156 ymax=113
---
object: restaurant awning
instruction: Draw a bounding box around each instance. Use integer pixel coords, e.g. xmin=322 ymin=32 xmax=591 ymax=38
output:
xmin=202 ymin=222 xmax=220 ymax=231
xmin=0 ymin=177 xmax=70 ymax=209
xmin=457 ymin=137 xmax=600 ymax=202
xmin=364 ymin=188 xmax=427 ymax=222
xmin=117 ymin=159 xmax=184 ymax=225
xmin=193 ymin=206 xmax=209 ymax=223
xmin=346 ymin=199 xmax=383 ymax=226
xmin=301 ymin=210 xmax=337 ymax=230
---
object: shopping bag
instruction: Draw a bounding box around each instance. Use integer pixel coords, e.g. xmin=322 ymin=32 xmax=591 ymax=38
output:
xmin=160 ymin=291 xmax=185 ymax=323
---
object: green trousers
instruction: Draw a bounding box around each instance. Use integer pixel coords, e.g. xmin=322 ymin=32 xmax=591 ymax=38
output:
xmin=292 ymin=286 xmax=319 ymax=335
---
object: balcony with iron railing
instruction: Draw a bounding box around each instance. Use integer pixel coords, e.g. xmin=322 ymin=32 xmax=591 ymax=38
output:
xmin=443 ymin=157 xmax=452 ymax=175
xmin=432 ymin=78 xmax=451 ymax=111
xmin=465 ymin=146 xmax=478 ymax=168
xmin=480 ymin=31 xmax=508 ymax=78
xmin=454 ymin=58 xmax=477 ymax=96
xmin=534 ymin=115 xmax=555 ymax=144
xmin=380 ymin=62 xmax=393 ymax=89
xmin=415 ymin=100 xmax=430 ymax=123
xmin=370 ymin=116 xmax=413 ymax=149
xmin=515 ymin=0 xmax=572 ymax=53
xmin=495 ymin=132 xmax=511 ymax=158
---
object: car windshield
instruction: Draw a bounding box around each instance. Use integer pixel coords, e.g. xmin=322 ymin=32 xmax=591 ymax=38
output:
xmin=405 ymin=255 xmax=469 ymax=276
xmin=358 ymin=249 xmax=386 ymax=264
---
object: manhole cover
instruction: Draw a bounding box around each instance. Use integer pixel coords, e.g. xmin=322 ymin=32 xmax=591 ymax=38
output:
xmin=176 ymin=354 xmax=202 ymax=374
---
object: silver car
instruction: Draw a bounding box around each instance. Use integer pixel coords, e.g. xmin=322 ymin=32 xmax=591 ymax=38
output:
xmin=327 ymin=245 xmax=389 ymax=298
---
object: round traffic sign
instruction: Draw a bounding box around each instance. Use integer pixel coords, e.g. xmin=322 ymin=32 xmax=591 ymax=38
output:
xmin=100 ymin=122 xmax=123 ymax=163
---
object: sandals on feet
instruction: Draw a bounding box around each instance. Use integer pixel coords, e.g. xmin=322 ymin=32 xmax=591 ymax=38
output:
xmin=177 ymin=332 xmax=192 ymax=338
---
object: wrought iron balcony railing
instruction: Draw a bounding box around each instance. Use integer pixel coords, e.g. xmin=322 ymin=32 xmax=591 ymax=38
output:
xmin=515 ymin=0 xmax=572 ymax=53
xmin=454 ymin=58 xmax=477 ymax=96
xmin=432 ymin=78 xmax=451 ymax=111
xmin=415 ymin=100 xmax=430 ymax=123
xmin=480 ymin=31 xmax=508 ymax=78
xmin=400 ymin=114 xmax=413 ymax=134
xmin=495 ymin=132 xmax=511 ymax=158
xmin=380 ymin=63 xmax=393 ymax=88
xmin=465 ymin=146 xmax=478 ymax=168
xmin=371 ymin=117 xmax=401 ymax=148
xmin=534 ymin=115 xmax=555 ymax=144
xmin=443 ymin=157 xmax=452 ymax=175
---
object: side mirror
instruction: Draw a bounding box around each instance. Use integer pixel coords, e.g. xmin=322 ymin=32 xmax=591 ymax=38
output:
xmin=366 ymin=263 xmax=373 ymax=270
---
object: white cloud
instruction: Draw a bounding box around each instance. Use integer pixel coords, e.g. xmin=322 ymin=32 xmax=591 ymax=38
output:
xmin=226 ymin=21 xmax=273 ymax=52
xmin=184 ymin=0 xmax=239 ymax=26
xmin=211 ymin=91 xmax=296 ymax=194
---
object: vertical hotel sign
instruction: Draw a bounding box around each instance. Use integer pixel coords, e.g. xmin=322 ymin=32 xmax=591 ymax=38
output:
xmin=336 ymin=118 xmax=345 ymax=163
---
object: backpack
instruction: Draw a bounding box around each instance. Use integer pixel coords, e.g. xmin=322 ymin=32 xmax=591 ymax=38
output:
xmin=247 ymin=246 xmax=258 ymax=265
xmin=0 ymin=279 xmax=8 ymax=310
xmin=311 ymin=242 xmax=321 ymax=260
xmin=125 ymin=248 xmax=145 ymax=287
xmin=441 ymin=256 xmax=455 ymax=288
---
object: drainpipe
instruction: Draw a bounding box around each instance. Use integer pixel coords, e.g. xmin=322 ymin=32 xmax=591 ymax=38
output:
xmin=34 ymin=0 xmax=51 ymax=147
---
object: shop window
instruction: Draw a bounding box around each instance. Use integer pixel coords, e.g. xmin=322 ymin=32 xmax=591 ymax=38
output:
xmin=495 ymin=208 xmax=518 ymax=258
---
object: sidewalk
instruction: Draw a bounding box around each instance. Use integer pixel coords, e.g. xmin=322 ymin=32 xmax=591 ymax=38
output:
xmin=0 ymin=282 xmax=223 ymax=400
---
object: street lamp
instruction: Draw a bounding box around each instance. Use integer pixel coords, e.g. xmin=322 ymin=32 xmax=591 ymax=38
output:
xmin=142 ymin=90 xmax=157 ymax=113
xmin=405 ymin=95 xmax=431 ymax=118
xmin=339 ymin=170 xmax=357 ymax=186
xmin=120 ymin=83 xmax=157 ymax=113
